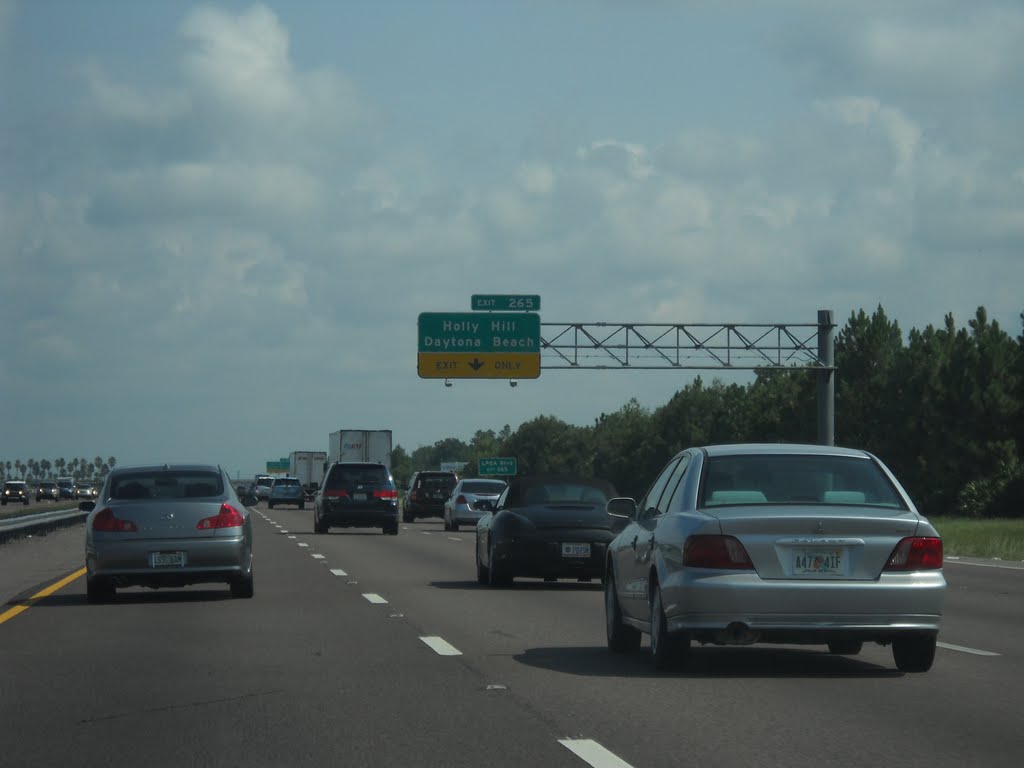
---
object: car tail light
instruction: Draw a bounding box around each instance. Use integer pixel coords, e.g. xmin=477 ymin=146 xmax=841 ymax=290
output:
xmin=197 ymin=503 xmax=245 ymax=530
xmin=373 ymin=489 xmax=398 ymax=499
xmin=884 ymin=537 xmax=943 ymax=570
xmin=683 ymin=535 xmax=754 ymax=569
xmin=456 ymin=495 xmax=467 ymax=505
xmin=92 ymin=508 xmax=138 ymax=532
xmin=324 ymin=490 xmax=349 ymax=498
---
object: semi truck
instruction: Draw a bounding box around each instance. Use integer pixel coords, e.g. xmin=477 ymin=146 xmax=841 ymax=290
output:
xmin=289 ymin=451 xmax=328 ymax=499
xmin=328 ymin=429 xmax=393 ymax=470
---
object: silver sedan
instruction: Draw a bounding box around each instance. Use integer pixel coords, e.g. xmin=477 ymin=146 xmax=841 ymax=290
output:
xmin=443 ymin=478 xmax=507 ymax=531
xmin=604 ymin=443 xmax=945 ymax=672
xmin=82 ymin=464 xmax=257 ymax=602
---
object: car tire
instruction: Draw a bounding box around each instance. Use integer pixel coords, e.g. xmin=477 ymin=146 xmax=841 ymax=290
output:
xmin=267 ymin=501 xmax=274 ymax=509
xmin=488 ymin=538 xmax=512 ymax=587
xmin=313 ymin=514 xmax=327 ymax=535
xmin=450 ymin=519 xmax=459 ymax=532
xmin=650 ymin=581 xmax=688 ymax=670
xmin=386 ymin=522 xmax=399 ymax=535
xmin=403 ymin=511 xmax=414 ymax=523
xmin=892 ymin=634 xmax=936 ymax=673
xmin=605 ymin=569 xmax=641 ymax=653
xmin=231 ymin=570 xmax=255 ymax=599
xmin=86 ymin=577 xmax=115 ymax=604
xmin=827 ymin=639 xmax=863 ymax=655
xmin=443 ymin=513 xmax=451 ymax=531
xmin=299 ymin=502 xmax=305 ymax=510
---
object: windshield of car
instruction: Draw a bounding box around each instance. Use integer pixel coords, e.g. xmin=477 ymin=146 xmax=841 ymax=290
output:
xmin=325 ymin=464 xmax=391 ymax=488
xmin=462 ymin=481 xmax=506 ymax=494
xmin=274 ymin=478 xmax=300 ymax=486
xmin=256 ymin=478 xmax=274 ymax=488
xmin=109 ymin=471 xmax=224 ymax=500
xmin=701 ymin=454 xmax=906 ymax=509
xmin=418 ymin=475 xmax=456 ymax=491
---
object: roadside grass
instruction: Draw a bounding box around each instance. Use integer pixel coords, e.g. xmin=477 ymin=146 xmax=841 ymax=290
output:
xmin=932 ymin=518 xmax=1024 ymax=561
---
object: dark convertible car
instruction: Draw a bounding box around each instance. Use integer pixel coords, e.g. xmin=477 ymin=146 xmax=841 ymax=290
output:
xmin=475 ymin=475 xmax=624 ymax=587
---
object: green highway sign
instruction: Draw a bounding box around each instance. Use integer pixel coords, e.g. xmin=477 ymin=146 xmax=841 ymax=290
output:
xmin=472 ymin=294 xmax=541 ymax=311
xmin=418 ymin=312 xmax=540 ymax=354
xmin=479 ymin=457 xmax=517 ymax=476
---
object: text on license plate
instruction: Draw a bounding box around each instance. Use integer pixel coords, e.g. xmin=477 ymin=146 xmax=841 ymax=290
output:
xmin=352 ymin=492 xmax=367 ymax=501
xmin=793 ymin=549 xmax=844 ymax=575
xmin=561 ymin=543 xmax=591 ymax=558
xmin=150 ymin=551 xmax=186 ymax=568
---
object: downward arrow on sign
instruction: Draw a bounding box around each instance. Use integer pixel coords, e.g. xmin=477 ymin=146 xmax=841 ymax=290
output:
xmin=469 ymin=358 xmax=485 ymax=371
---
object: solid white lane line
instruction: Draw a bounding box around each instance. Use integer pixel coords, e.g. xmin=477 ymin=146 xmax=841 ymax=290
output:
xmin=559 ymin=739 xmax=634 ymax=768
xmin=330 ymin=569 xmax=347 ymax=577
xmin=311 ymin=554 xmax=325 ymax=560
xmin=419 ymin=636 xmax=462 ymax=656
xmin=362 ymin=593 xmax=388 ymax=604
xmin=938 ymin=641 xmax=1001 ymax=657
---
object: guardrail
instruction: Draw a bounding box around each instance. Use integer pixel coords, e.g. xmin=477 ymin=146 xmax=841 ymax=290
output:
xmin=0 ymin=507 xmax=89 ymax=542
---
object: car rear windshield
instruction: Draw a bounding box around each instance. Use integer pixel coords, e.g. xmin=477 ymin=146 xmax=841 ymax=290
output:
xmin=274 ymin=478 xmax=300 ymax=486
xmin=110 ymin=471 xmax=224 ymax=500
xmin=462 ymin=480 xmax=506 ymax=493
xmin=417 ymin=474 xmax=457 ymax=491
xmin=701 ymin=454 xmax=906 ymax=508
xmin=325 ymin=464 xmax=390 ymax=489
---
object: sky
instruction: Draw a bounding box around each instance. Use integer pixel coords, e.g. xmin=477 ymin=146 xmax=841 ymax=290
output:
xmin=2 ymin=0 xmax=1023 ymax=478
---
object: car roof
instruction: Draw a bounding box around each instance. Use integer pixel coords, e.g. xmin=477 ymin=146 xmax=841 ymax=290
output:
xmin=109 ymin=463 xmax=223 ymax=475
xmin=700 ymin=443 xmax=872 ymax=459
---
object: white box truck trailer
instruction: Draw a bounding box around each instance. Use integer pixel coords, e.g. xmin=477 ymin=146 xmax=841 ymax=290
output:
xmin=289 ymin=451 xmax=328 ymax=498
xmin=328 ymin=430 xmax=393 ymax=469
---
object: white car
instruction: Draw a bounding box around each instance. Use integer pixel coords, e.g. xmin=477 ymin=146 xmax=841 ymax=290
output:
xmin=443 ymin=478 xmax=506 ymax=531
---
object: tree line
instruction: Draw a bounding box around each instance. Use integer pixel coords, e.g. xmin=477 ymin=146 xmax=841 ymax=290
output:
xmin=392 ymin=306 xmax=1023 ymax=519
xmin=0 ymin=456 xmax=118 ymax=483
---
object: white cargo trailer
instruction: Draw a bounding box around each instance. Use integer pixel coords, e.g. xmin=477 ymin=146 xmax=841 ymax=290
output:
xmin=289 ymin=451 xmax=328 ymax=497
xmin=328 ymin=430 xmax=393 ymax=469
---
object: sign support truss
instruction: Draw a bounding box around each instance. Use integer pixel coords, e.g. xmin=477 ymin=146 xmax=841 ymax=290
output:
xmin=540 ymin=310 xmax=837 ymax=444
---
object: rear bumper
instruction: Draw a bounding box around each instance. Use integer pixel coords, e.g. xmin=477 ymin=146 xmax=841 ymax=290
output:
xmin=87 ymin=535 xmax=249 ymax=587
xmin=451 ymin=505 xmax=487 ymax=525
xmin=661 ymin=569 xmax=945 ymax=638
xmin=406 ymin=502 xmax=446 ymax=518
xmin=321 ymin=502 xmax=397 ymax=528
xmin=492 ymin=539 xmax=607 ymax=579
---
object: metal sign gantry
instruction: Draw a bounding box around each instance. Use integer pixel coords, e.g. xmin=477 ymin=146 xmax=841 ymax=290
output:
xmin=539 ymin=310 xmax=836 ymax=445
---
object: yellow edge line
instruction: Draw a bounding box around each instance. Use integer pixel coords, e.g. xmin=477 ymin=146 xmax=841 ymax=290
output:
xmin=0 ymin=567 xmax=87 ymax=625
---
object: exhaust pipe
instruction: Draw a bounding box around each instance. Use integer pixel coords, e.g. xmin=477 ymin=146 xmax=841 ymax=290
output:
xmin=714 ymin=622 xmax=760 ymax=645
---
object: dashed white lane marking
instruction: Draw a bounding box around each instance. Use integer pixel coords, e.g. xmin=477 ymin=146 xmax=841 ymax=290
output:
xmin=559 ymin=739 xmax=634 ymax=768
xmin=448 ymin=537 xmax=463 ymax=541
xmin=362 ymin=593 xmax=388 ymax=604
xmin=288 ymin=535 xmax=297 ymax=539
xmin=419 ymin=636 xmax=462 ymax=656
xmin=938 ymin=641 xmax=1001 ymax=657
xmin=421 ymin=531 xmax=432 ymax=535
xmin=945 ymin=558 xmax=1024 ymax=571
xmin=330 ymin=569 xmax=347 ymax=577
xmin=280 ymin=530 xmax=289 ymax=534
xmin=311 ymin=554 xmax=325 ymax=560
xmin=298 ymin=543 xmax=309 ymax=548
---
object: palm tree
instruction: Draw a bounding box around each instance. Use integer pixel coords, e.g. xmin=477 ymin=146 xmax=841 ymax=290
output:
xmin=107 ymin=456 xmax=117 ymax=471
xmin=15 ymin=460 xmax=24 ymax=479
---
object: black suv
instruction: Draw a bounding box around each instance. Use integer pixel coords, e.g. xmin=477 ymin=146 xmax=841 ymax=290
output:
xmin=2 ymin=481 xmax=30 ymax=506
xmin=314 ymin=462 xmax=398 ymax=535
xmin=402 ymin=471 xmax=458 ymax=522
xmin=36 ymin=481 xmax=60 ymax=502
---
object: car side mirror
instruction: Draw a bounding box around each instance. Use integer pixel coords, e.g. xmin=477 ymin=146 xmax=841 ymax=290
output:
xmin=79 ymin=501 xmax=96 ymax=513
xmin=606 ymin=497 xmax=636 ymax=520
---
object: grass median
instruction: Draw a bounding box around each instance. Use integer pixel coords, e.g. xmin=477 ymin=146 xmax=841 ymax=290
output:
xmin=931 ymin=518 xmax=1024 ymax=561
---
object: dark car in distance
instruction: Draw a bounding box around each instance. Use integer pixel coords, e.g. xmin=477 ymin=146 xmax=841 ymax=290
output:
xmin=36 ymin=481 xmax=60 ymax=502
xmin=475 ymin=475 xmax=625 ymax=587
xmin=2 ymin=481 xmax=31 ymax=506
xmin=403 ymin=470 xmax=458 ymax=522
xmin=314 ymin=462 xmax=398 ymax=535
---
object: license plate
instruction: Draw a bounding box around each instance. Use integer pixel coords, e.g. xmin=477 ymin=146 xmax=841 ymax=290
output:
xmin=794 ymin=549 xmax=844 ymax=575
xmin=561 ymin=543 xmax=591 ymax=558
xmin=352 ymin=492 xmax=367 ymax=501
xmin=150 ymin=551 xmax=186 ymax=568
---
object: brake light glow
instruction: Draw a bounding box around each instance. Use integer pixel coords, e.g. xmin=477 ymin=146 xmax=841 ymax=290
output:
xmin=197 ymin=503 xmax=245 ymax=530
xmin=373 ymin=489 xmax=398 ymax=499
xmin=884 ymin=537 xmax=943 ymax=570
xmin=683 ymin=535 xmax=754 ymax=569
xmin=456 ymin=495 xmax=467 ymax=505
xmin=92 ymin=508 xmax=138 ymax=532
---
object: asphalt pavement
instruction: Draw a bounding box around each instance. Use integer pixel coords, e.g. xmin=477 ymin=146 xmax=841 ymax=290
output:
xmin=1 ymin=504 xmax=1021 ymax=768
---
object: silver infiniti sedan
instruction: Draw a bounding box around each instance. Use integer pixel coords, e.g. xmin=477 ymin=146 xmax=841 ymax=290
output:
xmin=444 ymin=478 xmax=507 ymax=531
xmin=82 ymin=464 xmax=258 ymax=603
xmin=605 ymin=444 xmax=945 ymax=673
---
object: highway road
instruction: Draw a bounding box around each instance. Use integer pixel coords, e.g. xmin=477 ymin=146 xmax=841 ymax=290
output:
xmin=2 ymin=505 xmax=1022 ymax=768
